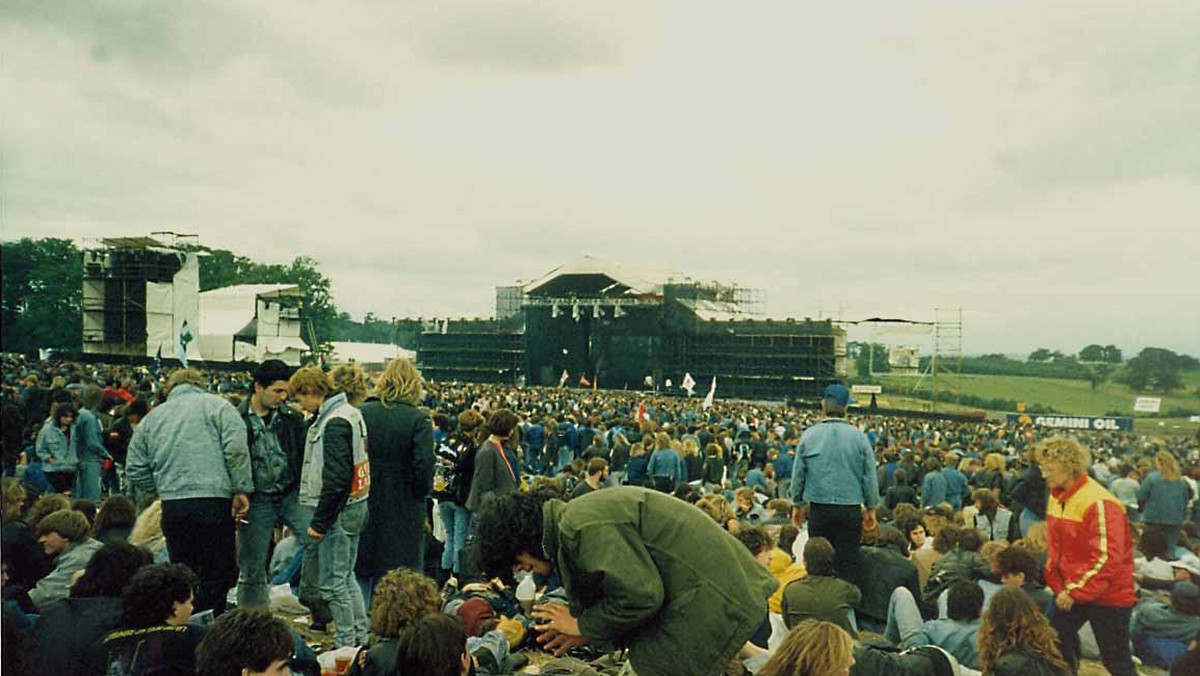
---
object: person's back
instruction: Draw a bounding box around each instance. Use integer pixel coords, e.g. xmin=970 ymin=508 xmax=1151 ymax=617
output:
xmin=922 ymin=470 xmax=948 ymax=508
xmin=32 ymin=596 xmax=123 ymax=674
xmin=886 ymin=484 xmax=918 ymax=510
xmin=858 ymin=543 xmax=920 ymax=627
xmin=781 ymin=574 xmax=860 ymax=636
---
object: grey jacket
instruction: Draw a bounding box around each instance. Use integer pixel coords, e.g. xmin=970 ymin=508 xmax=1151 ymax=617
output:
xmin=29 ymin=537 xmax=104 ymax=609
xmin=35 ymin=418 xmax=77 ymax=472
xmin=126 ymin=385 xmax=254 ymax=501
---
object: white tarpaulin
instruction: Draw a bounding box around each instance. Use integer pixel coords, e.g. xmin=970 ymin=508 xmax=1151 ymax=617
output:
xmin=328 ymin=342 xmax=415 ymax=366
xmin=145 ymin=282 xmax=174 ymax=357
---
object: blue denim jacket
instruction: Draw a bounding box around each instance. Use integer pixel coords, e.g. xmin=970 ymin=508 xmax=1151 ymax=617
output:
xmin=916 ymin=618 xmax=980 ymax=669
xmin=789 ymin=418 xmax=880 ymax=507
xmin=74 ymin=408 xmax=109 ymax=462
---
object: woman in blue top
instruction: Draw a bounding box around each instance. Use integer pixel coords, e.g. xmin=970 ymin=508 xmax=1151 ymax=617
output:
xmin=36 ymin=402 xmax=78 ymax=494
xmin=1138 ymin=451 xmax=1192 ymax=559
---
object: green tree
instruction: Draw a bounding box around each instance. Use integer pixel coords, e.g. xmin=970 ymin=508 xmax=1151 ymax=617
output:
xmin=1028 ymin=348 xmax=1052 ymax=362
xmin=849 ymin=341 xmax=891 ymax=377
xmin=1101 ymin=344 xmax=1123 ymax=363
xmin=1079 ymin=344 xmax=1105 ymax=362
xmin=1088 ymin=363 xmax=1113 ymax=390
xmin=1120 ymin=347 xmax=1185 ymax=393
xmin=0 ymin=238 xmax=83 ymax=352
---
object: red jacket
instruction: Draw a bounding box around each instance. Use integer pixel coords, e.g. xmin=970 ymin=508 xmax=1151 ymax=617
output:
xmin=1044 ymin=474 xmax=1136 ymax=607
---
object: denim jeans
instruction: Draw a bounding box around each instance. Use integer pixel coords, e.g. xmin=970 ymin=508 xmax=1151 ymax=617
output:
xmin=1049 ymin=602 xmax=1136 ymax=676
xmin=1019 ymin=507 xmax=1042 ymax=537
xmin=73 ymin=459 xmax=103 ymax=501
xmin=314 ymin=500 xmax=369 ymax=647
xmin=438 ymin=501 xmax=472 ymax=574
xmin=885 ymin=587 xmax=926 ymax=647
xmin=237 ymin=491 xmax=317 ymax=608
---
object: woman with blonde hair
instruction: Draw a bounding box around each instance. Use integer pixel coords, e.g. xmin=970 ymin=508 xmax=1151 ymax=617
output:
xmin=330 ymin=363 xmax=370 ymax=407
xmin=1137 ymin=450 xmax=1190 ymax=558
xmin=624 ymin=442 xmax=650 ymax=487
xmin=356 ymin=357 xmax=435 ymax=604
xmin=697 ymin=493 xmax=742 ymax=535
xmin=976 ymin=453 xmax=1007 ymax=495
xmin=756 ymin=619 xmax=855 ymax=676
xmin=977 ymin=586 xmax=1069 ymax=676
xmin=1037 ymin=436 xmax=1137 ymax=676
xmin=348 ymin=567 xmax=442 ymax=676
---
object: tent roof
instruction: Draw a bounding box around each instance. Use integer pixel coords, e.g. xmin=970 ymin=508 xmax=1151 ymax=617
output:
xmin=327 ymin=342 xmax=415 ymax=365
xmin=200 ymin=284 xmax=301 ymax=337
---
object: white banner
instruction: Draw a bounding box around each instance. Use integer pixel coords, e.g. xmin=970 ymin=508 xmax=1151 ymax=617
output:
xmin=851 ymin=385 xmax=882 ymax=394
xmin=1133 ymin=397 xmax=1162 ymax=413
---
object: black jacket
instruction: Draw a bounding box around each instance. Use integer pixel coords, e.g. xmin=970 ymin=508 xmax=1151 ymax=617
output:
xmin=30 ymin=596 xmax=123 ymax=676
xmin=355 ymin=397 xmax=435 ymax=577
xmin=237 ymin=398 xmax=306 ymax=495
xmin=857 ymin=545 xmax=921 ymax=624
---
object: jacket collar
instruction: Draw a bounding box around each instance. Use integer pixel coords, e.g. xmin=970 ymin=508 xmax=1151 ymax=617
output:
xmin=1050 ymin=472 xmax=1089 ymax=503
xmin=166 ymin=384 xmax=204 ymax=400
xmin=541 ymin=499 xmax=566 ymax=562
xmin=314 ymin=392 xmax=349 ymax=427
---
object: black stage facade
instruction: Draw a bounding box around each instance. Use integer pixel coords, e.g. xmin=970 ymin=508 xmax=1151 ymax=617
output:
xmin=417 ymin=258 xmax=846 ymax=400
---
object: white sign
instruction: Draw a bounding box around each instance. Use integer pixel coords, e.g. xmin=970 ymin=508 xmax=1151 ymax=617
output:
xmin=1134 ymin=396 xmax=1162 ymax=413
xmin=851 ymin=385 xmax=882 ymax=394
xmin=1189 ymin=416 xmax=1200 ymax=423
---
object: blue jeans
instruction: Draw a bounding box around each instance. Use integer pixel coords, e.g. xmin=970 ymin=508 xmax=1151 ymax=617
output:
xmin=1019 ymin=507 xmax=1042 ymax=537
xmin=237 ymin=491 xmax=316 ymax=608
xmin=74 ymin=459 xmax=103 ymax=501
xmin=439 ymin=501 xmax=472 ymax=574
xmin=885 ymin=587 xmax=926 ymax=647
xmin=314 ymin=501 xmax=369 ymax=647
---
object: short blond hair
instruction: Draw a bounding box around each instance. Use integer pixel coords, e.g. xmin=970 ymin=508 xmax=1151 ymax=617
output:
xmin=165 ymin=368 xmax=206 ymax=395
xmin=1034 ymin=436 xmax=1090 ymax=475
xmin=374 ymin=357 xmax=423 ymax=406
xmin=289 ymin=366 xmax=334 ymax=397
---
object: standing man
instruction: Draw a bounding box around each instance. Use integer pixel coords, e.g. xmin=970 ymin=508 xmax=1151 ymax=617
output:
xmin=235 ymin=360 xmax=316 ymax=614
xmin=1039 ymin=436 xmax=1137 ymax=676
xmin=789 ymin=384 xmax=879 ymax=584
xmin=74 ymin=386 xmax=111 ymax=501
xmin=126 ymin=368 xmax=252 ymax=616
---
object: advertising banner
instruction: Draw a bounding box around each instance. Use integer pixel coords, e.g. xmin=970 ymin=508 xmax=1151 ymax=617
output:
xmin=1006 ymin=413 xmax=1134 ymax=432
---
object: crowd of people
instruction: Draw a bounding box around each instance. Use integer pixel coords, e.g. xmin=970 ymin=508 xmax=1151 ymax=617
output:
xmin=2 ymin=352 xmax=1200 ymax=675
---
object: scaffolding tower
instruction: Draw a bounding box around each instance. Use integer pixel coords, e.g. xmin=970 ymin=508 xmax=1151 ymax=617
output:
xmin=921 ymin=308 xmax=964 ymax=412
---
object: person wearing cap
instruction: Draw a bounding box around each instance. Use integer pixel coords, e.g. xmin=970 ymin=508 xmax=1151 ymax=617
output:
xmin=1131 ymin=581 xmax=1200 ymax=668
xmin=789 ymin=383 xmax=880 ymax=585
xmin=234 ymin=360 xmax=314 ymax=612
xmin=1038 ymin=436 xmax=1137 ymax=676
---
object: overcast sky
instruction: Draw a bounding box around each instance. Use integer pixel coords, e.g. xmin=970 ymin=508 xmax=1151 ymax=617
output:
xmin=2 ymin=1 xmax=1198 ymax=356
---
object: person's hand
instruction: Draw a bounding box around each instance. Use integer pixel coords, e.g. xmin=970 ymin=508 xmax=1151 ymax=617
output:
xmin=1055 ymin=590 xmax=1075 ymax=611
xmin=46 ymin=457 xmax=55 ymax=465
xmin=533 ymin=603 xmax=585 ymax=655
xmin=863 ymin=508 xmax=878 ymax=531
xmin=231 ymin=493 xmax=250 ymax=519
xmin=307 ymin=526 xmax=325 ymax=541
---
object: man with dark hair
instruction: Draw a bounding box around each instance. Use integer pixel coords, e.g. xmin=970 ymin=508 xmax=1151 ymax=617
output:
xmin=196 ymin=607 xmax=296 ymax=676
xmin=885 ymin=579 xmax=983 ymax=670
xmin=235 ymin=360 xmax=315 ymax=616
xmin=73 ymin=385 xmax=111 ymax=501
xmin=101 ymin=563 xmax=203 ymax=676
xmin=473 ymin=487 xmax=776 ymax=676
xmin=569 ymin=458 xmax=608 ymax=500
xmin=789 ymin=384 xmax=879 ymax=585
xmin=857 ymin=528 xmax=922 ymax=632
xmin=780 ymin=536 xmax=861 ymax=636
xmin=995 ymin=546 xmax=1053 ymax=613
xmin=127 ymin=368 xmax=253 ymax=616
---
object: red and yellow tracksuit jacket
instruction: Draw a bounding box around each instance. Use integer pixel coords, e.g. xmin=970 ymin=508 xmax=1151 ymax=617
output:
xmin=1044 ymin=473 xmax=1136 ymax=608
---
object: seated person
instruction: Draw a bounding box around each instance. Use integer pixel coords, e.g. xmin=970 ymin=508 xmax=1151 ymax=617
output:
xmin=884 ymin=468 xmax=918 ymax=509
xmin=196 ymin=607 xmax=296 ymax=676
xmin=995 ymin=545 xmax=1053 ymax=614
xmin=885 ymin=580 xmax=983 ymax=670
xmin=763 ymin=499 xmax=793 ymax=526
xmin=735 ymin=488 xmax=769 ymax=526
xmin=1131 ymin=581 xmax=1200 ymax=669
xmin=348 ymin=568 xmax=442 ymax=676
xmin=735 ymin=526 xmax=806 ymax=649
xmin=921 ymin=526 xmax=992 ymax=618
xmin=28 ymin=508 xmax=103 ymax=609
xmin=856 ymin=528 xmax=921 ymax=633
xmin=1135 ymin=530 xmax=1177 ymax=584
xmin=973 ymin=488 xmax=1015 ymax=543
xmin=30 ymin=541 xmax=153 ymax=675
xmin=568 ymin=458 xmax=608 ymax=500
xmin=394 ymin=613 xmax=474 ymax=676
xmin=100 ymin=563 xmax=204 ymax=676
xmin=748 ymin=618 xmax=961 ymax=676
xmin=978 ymin=586 xmax=1070 ymax=676
xmin=781 ymin=537 xmax=860 ymax=637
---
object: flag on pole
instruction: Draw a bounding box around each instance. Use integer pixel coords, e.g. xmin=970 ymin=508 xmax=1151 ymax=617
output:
xmin=579 ymin=374 xmax=591 ymax=387
xmin=681 ymin=373 xmax=696 ymax=396
xmin=593 ymin=375 xmax=598 ymax=391
xmin=703 ymin=376 xmax=717 ymax=409
xmin=152 ymin=344 xmax=163 ymax=375
xmin=636 ymin=400 xmax=647 ymax=422
xmin=178 ymin=320 xmax=194 ymax=369
xmin=559 ymin=370 xmax=569 ymax=388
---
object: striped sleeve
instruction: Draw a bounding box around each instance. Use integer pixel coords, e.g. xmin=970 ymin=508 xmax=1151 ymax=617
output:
xmin=1063 ymin=499 xmax=1119 ymax=603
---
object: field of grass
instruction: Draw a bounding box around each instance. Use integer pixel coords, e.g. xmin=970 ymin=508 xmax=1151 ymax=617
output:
xmin=870 ymin=371 xmax=1200 ymax=436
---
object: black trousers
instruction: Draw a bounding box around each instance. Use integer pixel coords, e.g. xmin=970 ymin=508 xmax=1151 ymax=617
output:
xmin=807 ymin=503 xmax=863 ymax=585
xmin=161 ymin=497 xmax=237 ymax=616
xmin=1050 ymin=602 xmax=1136 ymax=676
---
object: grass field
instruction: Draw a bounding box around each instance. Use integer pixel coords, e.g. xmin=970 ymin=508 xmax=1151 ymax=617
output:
xmin=870 ymin=370 xmax=1200 ymax=436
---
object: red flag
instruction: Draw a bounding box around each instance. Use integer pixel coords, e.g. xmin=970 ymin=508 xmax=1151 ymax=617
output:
xmin=579 ymin=374 xmax=591 ymax=387
xmin=636 ymin=401 xmax=646 ymax=422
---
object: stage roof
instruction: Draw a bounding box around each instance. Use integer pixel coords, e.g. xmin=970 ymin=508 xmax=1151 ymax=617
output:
xmin=522 ymin=256 xmax=695 ymax=297
xmin=200 ymin=284 xmax=301 ymax=336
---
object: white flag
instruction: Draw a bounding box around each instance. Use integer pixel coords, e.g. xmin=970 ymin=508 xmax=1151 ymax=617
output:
xmin=703 ymin=376 xmax=717 ymax=409
xmin=681 ymin=373 xmax=696 ymax=396
xmin=559 ymin=370 xmax=569 ymax=387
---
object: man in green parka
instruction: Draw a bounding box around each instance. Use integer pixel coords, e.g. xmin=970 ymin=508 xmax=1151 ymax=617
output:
xmin=475 ymin=486 xmax=777 ymax=676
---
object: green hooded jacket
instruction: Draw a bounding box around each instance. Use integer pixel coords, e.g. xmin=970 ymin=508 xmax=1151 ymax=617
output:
xmin=541 ymin=487 xmax=777 ymax=676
